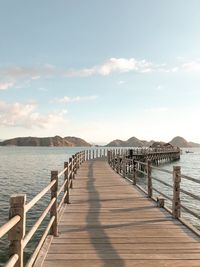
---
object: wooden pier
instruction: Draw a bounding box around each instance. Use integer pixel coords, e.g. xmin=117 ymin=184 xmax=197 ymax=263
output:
xmin=1 ymin=148 xmax=200 ymax=267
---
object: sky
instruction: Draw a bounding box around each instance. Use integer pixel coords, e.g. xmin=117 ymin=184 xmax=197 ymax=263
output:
xmin=1 ymin=0 xmax=200 ymax=144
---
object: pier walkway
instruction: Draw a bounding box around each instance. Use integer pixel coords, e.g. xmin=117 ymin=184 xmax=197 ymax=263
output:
xmin=40 ymin=158 xmax=200 ymax=267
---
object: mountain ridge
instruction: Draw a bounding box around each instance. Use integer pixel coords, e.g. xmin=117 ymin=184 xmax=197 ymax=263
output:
xmin=106 ymin=136 xmax=200 ymax=148
xmin=0 ymin=136 xmax=91 ymax=147
xmin=0 ymin=135 xmax=199 ymax=147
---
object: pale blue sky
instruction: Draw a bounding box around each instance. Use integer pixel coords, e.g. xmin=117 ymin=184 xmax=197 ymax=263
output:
xmin=1 ymin=0 xmax=200 ymax=144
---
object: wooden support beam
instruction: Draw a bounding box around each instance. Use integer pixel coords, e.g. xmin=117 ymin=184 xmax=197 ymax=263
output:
xmin=147 ymin=160 xmax=152 ymax=198
xmin=132 ymin=160 xmax=137 ymax=185
xmin=9 ymin=194 xmax=26 ymax=267
xmin=64 ymin=162 xmax=69 ymax=204
xmin=172 ymin=166 xmax=181 ymax=219
xmin=50 ymin=171 xmax=58 ymax=237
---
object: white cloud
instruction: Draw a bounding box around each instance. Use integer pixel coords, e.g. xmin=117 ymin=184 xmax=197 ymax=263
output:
xmin=65 ymin=58 xmax=154 ymax=77
xmin=0 ymin=65 xmax=57 ymax=80
xmin=182 ymin=60 xmax=200 ymax=73
xmin=55 ymin=95 xmax=98 ymax=104
xmin=0 ymin=82 xmax=15 ymax=90
xmin=0 ymin=101 xmax=67 ymax=129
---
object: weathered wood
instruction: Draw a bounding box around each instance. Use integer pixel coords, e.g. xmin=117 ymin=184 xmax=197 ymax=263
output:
xmin=50 ymin=171 xmax=58 ymax=237
xmin=147 ymin=160 xmax=152 ymax=198
xmin=41 ymin=159 xmax=200 ymax=267
xmin=27 ymin=216 xmax=55 ymax=267
xmin=172 ymin=166 xmax=181 ymax=218
xmin=4 ymin=254 xmax=19 ymax=267
xmin=122 ymin=155 xmax=126 ymax=178
xmin=9 ymin=194 xmax=26 ymax=267
xmin=69 ymin=158 xmax=73 ymax=189
xmin=132 ymin=160 xmax=136 ymax=185
xmin=25 ymin=180 xmax=56 ymax=212
xmin=24 ymin=198 xmax=56 ymax=247
xmin=64 ymin=162 xmax=69 ymax=204
xmin=0 ymin=215 xmax=20 ymax=239
xmin=72 ymin=155 xmax=75 ymax=180
xmin=116 ymin=154 xmax=120 ymax=173
xmin=157 ymin=196 xmax=165 ymax=208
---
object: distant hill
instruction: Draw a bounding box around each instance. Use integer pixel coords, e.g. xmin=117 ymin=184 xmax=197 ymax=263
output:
xmin=170 ymin=136 xmax=200 ymax=148
xmin=0 ymin=136 xmax=91 ymax=147
xmin=106 ymin=136 xmax=150 ymax=147
xmin=106 ymin=136 xmax=200 ymax=148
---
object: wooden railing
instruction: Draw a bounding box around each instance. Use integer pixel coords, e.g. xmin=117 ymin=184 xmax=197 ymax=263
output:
xmin=0 ymin=146 xmax=182 ymax=267
xmin=108 ymin=149 xmax=200 ymax=234
xmin=0 ymin=148 xmax=110 ymax=267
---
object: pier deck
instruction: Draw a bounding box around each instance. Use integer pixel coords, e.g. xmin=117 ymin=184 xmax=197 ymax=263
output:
xmin=40 ymin=158 xmax=200 ymax=267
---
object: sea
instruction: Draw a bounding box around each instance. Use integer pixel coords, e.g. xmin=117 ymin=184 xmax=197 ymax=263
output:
xmin=0 ymin=146 xmax=200 ymax=266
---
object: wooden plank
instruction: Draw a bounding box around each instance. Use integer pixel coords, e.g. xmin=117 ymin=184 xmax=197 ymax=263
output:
xmin=39 ymin=158 xmax=200 ymax=267
xmin=43 ymin=259 xmax=200 ymax=267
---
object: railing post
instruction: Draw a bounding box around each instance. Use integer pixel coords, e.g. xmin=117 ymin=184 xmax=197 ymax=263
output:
xmin=74 ymin=154 xmax=78 ymax=174
xmin=122 ymin=155 xmax=126 ymax=178
xmin=109 ymin=150 xmax=112 ymax=166
xmin=116 ymin=154 xmax=120 ymax=173
xmin=79 ymin=152 xmax=81 ymax=166
xmin=69 ymin=157 xmax=73 ymax=189
xmin=132 ymin=160 xmax=137 ymax=185
xmin=107 ymin=150 xmax=110 ymax=164
xmin=72 ymin=155 xmax=75 ymax=179
xmin=9 ymin=194 xmax=26 ymax=267
xmin=172 ymin=166 xmax=181 ymax=219
xmin=50 ymin=171 xmax=58 ymax=236
xmin=64 ymin=162 xmax=70 ymax=204
xmin=78 ymin=152 xmax=80 ymax=166
xmin=80 ymin=152 xmax=82 ymax=164
xmin=147 ymin=160 xmax=152 ymax=198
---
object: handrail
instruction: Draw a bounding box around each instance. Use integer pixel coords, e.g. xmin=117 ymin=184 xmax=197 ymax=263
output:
xmin=151 ymin=165 xmax=173 ymax=174
xmin=180 ymin=204 xmax=200 ymax=220
xmin=108 ymin=148 xmax=200 ymax=229
xmin=137 ymin=169 xmax=147 ymax=176
xmin=57 ymin=166 xmax=68 ymax=178
xmin=25 ymin=216 xmax=55 ymax=267
xmin=4 ymin=254 xmax=19 ymax=267
xmin=181 ymin=174 xmax=200 ymax=184
xmin=1 ymin=148 xmax=111 ymax=267
xmin=151 ymin=175 xmax=173 ymax=189
xmin=0 ymin=215 xmax=20 ymax=239
xmin=25 ymin=180 xmax=56 ymax=212
xmin=152 ymin=187 xmax=173 ymax=201
xmin=57 ymin=178 xmax=68 ymax=197
xmin=0 ymin=147 xmax=182 ymax=267
xmin=135 ymin=160 xmax=147 ymax=166
xmin=57 ymin=191 xmax=68 ymax=212
xmin=180 ymin=188 xmax=200 ymax=201
xmin=23 ymin=197 xmax=56 ymax=247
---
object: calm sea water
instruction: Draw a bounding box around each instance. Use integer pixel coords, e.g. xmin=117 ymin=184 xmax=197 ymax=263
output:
xmin=0 ymin=147 xmax=200 ymax=265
